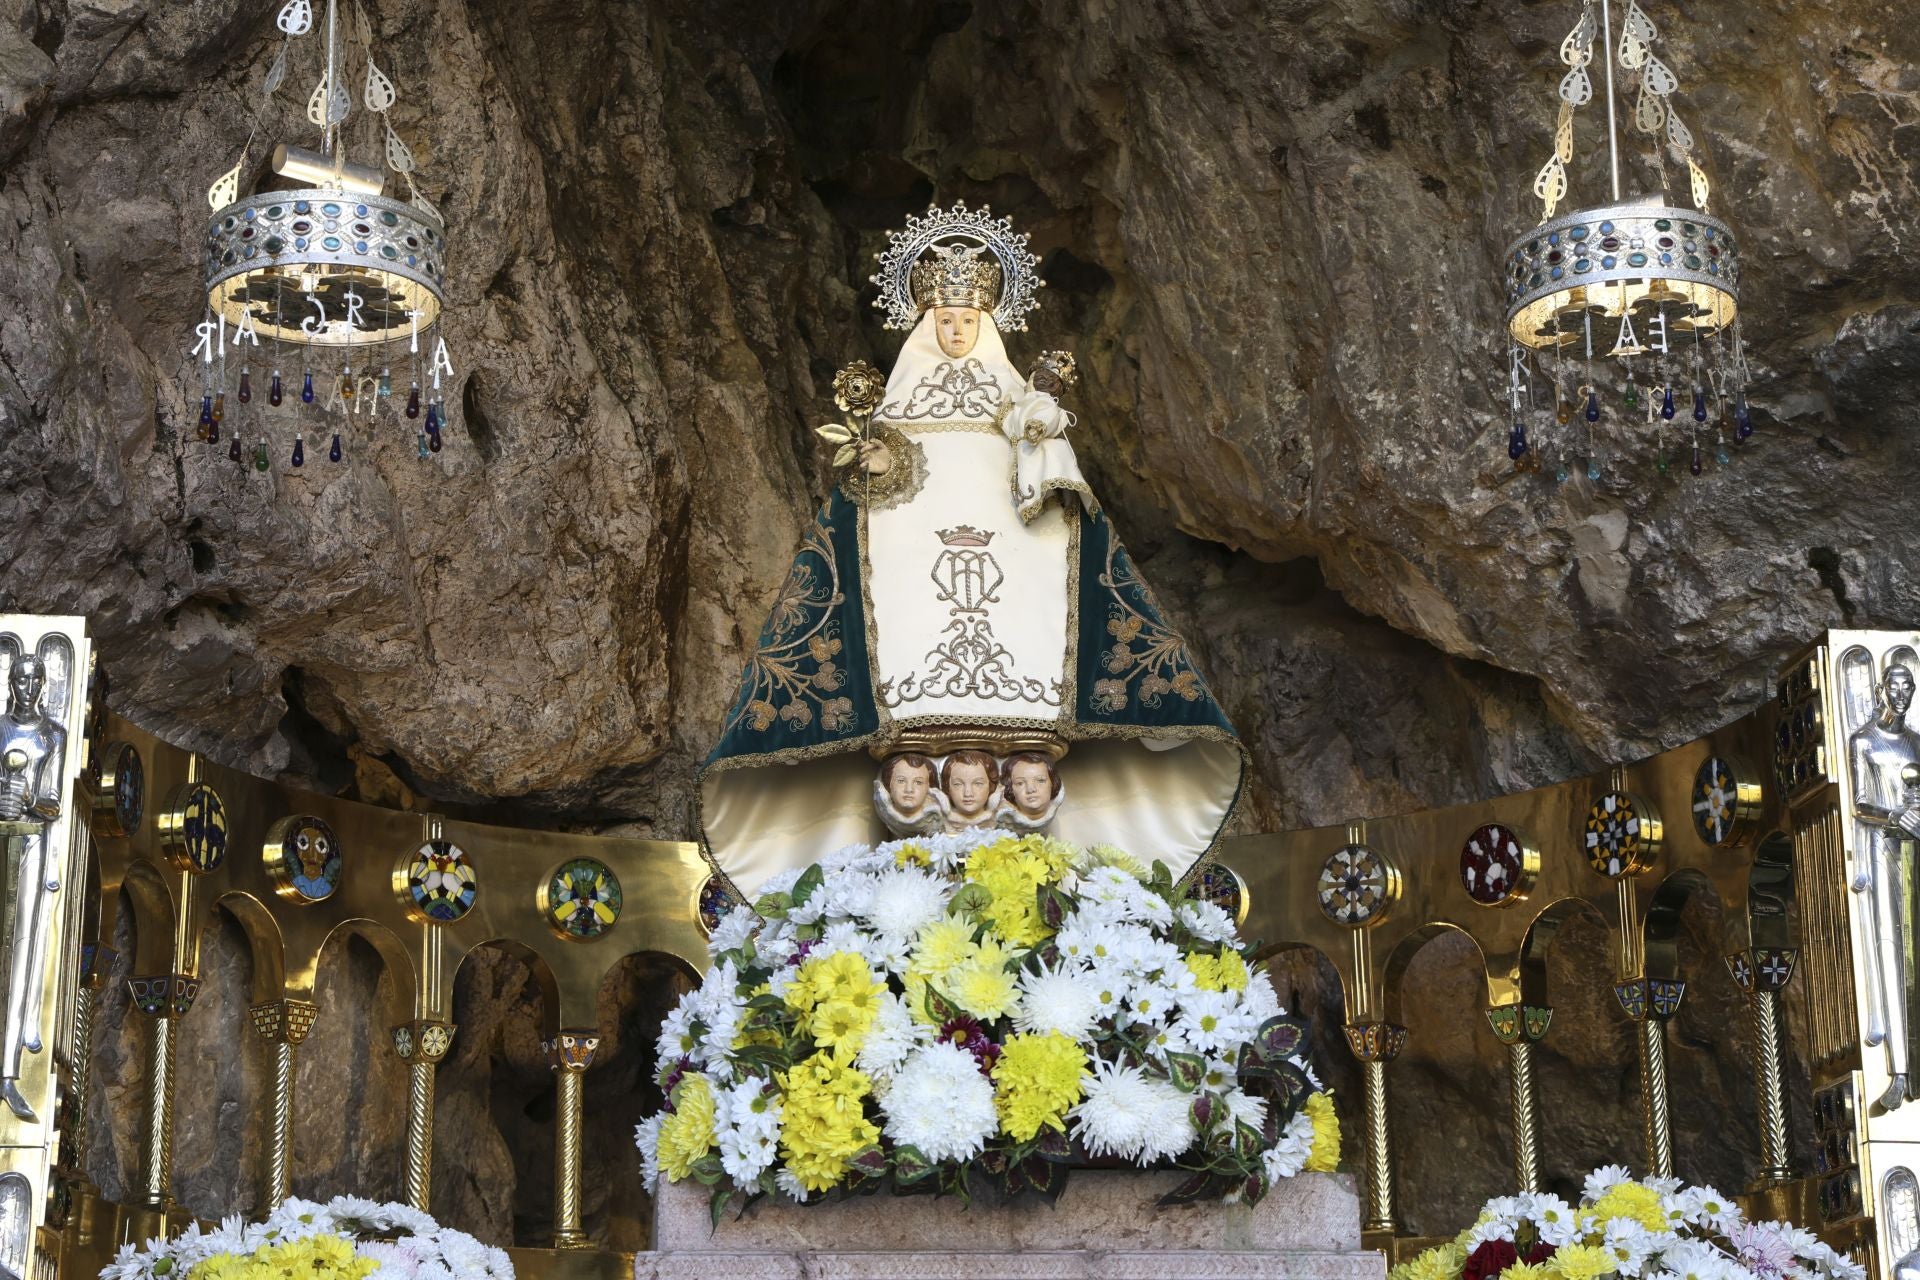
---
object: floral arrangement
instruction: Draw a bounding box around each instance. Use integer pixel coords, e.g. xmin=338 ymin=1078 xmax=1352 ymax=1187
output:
xmin=637 ymin=829 xmax=1338 ymax=1224
xmin=99 ymin=1195 xmax=513 ymax=1280
xmin=1390 ymin=1166 xmax=1864 ymax=1280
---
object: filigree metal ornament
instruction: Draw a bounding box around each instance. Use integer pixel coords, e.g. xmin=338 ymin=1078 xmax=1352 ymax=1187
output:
xmin=265 ymin=814 xmax=343 ymax=903
xmin=696 ymin=875 xmax=741 ymax=937
xmin=1690 ymin=754 xmax=1758 ymax=846
xmin=1316 ymin=843 xmax=1398 ymax=927
xmin=400 ymin=838 xmax=477 ymax=924
xmin=541 ymin=857 xmax=623 ymax=941
xmin=158 ymin=782 xmax=228 ymax=873
xmin=1584 ymin=789 xmax=1659 ymax=878
xmin=1459 ymin=823 xmax=1537 ymax=907
xmin=870 ymin=202 xmax=1043 ymax=333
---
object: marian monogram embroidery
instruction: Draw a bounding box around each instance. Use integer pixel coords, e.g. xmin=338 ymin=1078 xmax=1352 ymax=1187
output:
xmin=877 ymin=358 xmax=1004 ymax=421
xmin=1090 ymin=541 xmax=1202 ymax=715
xmin=880 ymin=527 xmax=1060 ymax=709
xmin=723 ymin=513 xmax=857 ymax=736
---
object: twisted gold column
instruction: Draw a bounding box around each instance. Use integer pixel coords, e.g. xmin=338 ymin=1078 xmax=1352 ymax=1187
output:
xmin=129 ymin=974 xmax=196 ymax=1211
xmin=250 ymin=1000 xmax=319 ymax=1208
xmin=63 ymin=981 xmax=98 ymax=1177
xmin=1637 ymin=1017 xmax=1674 ymax=1180
xmin=547 ymin=1031 xmax=600 ymax=1249
xmin=1345 ymin=1021 xmax=1406 ymax=1236
xmin=393 ymin=1021 xmax=456 ymax=1213
xmin=1752 ymin=989 xmax=1790 ymax=1183
xmin=1508 ymin=1039 xmax=1542 ymax=1193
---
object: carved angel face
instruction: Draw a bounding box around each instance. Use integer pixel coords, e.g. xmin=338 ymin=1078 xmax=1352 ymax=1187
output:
xmin=944 ymin=759 xmax=992 ymax=818
xmin=886 ymin=760 xmax=932 ymax=815
xmin=932 ymin=306 xmax=981 ymax=358
xmin=1006 ymin=759 xmax=1055 ymax=818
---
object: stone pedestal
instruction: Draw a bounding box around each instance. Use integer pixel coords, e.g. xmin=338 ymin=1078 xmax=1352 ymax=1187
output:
xmin=637 ymin=1170 xmax=1384 ymax=1279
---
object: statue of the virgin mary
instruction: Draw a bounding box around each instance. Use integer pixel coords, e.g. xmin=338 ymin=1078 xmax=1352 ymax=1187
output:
xmin=701 ymin=203 xmax=1246 ymax=897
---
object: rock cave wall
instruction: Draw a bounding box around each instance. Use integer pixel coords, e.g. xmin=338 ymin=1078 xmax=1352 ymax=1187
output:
xmin=1 ymin=0 xmax=1909 ymax=1247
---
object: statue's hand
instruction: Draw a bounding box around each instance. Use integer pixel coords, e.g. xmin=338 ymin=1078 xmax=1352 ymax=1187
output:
xmin=858 ymin=439 xmax=893 ymax=476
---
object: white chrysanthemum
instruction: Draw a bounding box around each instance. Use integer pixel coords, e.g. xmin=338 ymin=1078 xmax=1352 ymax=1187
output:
xmin=1584 ymin=1163 xmax=1636 ymax=1202
xmin=1261 ymin=1110 xmax=1315 ymax=1181
xmin=636 ymin=1115 xmax=664 ymax=1193
xmin=655 ymin=1003 xmax=700 ymax=1072
xmin=1604 ymin=1217 xmax=1661 ymax=1277
xmin=708 ymin=906 xmax=758 ymax=956
xmin=883 ymin=1041 xmax=999 ymax=1162
xmin=1200 ymin=1054 xmax=1237 ymax=1092
xmin=1673 ymin=1183 xmax=1744 ymax=1234
xmin=1658 ymin=1237 xmax=1740 ymax=1280
xmin=719 ymin=1077 xmax=782 ymax=1143
xmin=1241 ymin=969 xmax=1283 ymax=1023
xmin=1071 ymin=1058 xmax=1189 ymax=1161
xmin=1177 ymin=900 xmax=1236 ymax=944
xmin=1174 ymin=989 xmax=1246 ymax=1055
xmin=718 ymin=1125 xmax=779 ymax=1184
xmin=1013 ymin=964 xmax=1102 ymax=1039
xmin=776 ymin=1166 xmax=813 ymax=1202
xmin=1223 ymin=1087 xmax=1268 ymax=1132
xmin=1518 ymin=1192 xmax=1581 ymax=1246
xmin=822 ymin=872 xmax=879 ymax=921
xmin=865 ymin=867 xmax=951 ymax=939
xmin=1140 ymin=1024 xmax=1193 ymax=1063
xmin=1124 ymin=980 xmax=1179 ymax=1029
xmin=760 ymin=867 xmax=804 ymax=898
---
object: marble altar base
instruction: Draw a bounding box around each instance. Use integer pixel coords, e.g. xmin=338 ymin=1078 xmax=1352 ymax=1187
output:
xmin=637 ymin=1171 xmax=1384 ymax=1280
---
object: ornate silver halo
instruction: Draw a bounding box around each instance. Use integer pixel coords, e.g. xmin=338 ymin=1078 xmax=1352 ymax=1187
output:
xmin=871 ymin=201 xmax=1043 ymax=333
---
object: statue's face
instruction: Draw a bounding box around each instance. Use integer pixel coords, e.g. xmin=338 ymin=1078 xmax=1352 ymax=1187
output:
xmin=886 ymin=761 xmax=931 ymax=815
xmin=7 ymin=662 xmax=41 ymax=717
xmin=1006 ymin=760 xmax=1054 ymax=818
xmin=945 ymin=761 xmax=992 ymax=818
xmin=932 ymin=306 xmax=981 ymax=358
xmin=1891 ymin=667 xmax=1916 ymax=717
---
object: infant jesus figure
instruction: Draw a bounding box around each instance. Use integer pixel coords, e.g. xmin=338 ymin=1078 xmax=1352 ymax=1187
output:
xmin=873 ymin=752 xmax=949 ymax=838
xmin=995 ymin=751 xmax=1064 ymax=833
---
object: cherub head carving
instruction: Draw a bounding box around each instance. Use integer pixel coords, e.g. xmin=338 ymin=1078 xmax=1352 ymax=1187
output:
xmin=881 ymin=752 xmax=936 ymax=820
xmin=1000 ymin=751 xmax=1059 ymax=822
xmin=941 ymin=749 xmax=999 ymax=826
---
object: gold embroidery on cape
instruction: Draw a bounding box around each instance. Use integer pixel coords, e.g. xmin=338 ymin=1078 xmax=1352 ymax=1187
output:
xmin=879 ymin=528 xmax=1063 ymax=710
xmin=720 ymin=512 xmax=858 ymax=738
xmin=1091 ymin=538 xmax=1205 ymax=715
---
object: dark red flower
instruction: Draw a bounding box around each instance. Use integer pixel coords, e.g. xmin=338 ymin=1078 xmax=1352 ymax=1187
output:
xmin=1524 ymin=1243 xmax=1557 ymax=1267
xmin=1465 ymin=1240 xmax=1519 ymax=1280
xmin=939 ymin=1015 xmax=1001 ymax=1074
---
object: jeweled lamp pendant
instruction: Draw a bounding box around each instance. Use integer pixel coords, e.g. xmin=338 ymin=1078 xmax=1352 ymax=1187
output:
xmin=190 ymin=0 xmax=455 ymax=475
xmin=1500 ymin=0 xmax=1748 ymax=482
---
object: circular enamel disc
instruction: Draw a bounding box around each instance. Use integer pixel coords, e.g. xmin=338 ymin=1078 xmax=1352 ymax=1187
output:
xmin=1460 ymin=823 xmax=1535 ymax=907
xmin=1584 ymin=790 xmax=1659 ymax=879
xmin=1317 ymin=844 xmax=1397 ymax=927
xmin=541 ymin=857 xmax=623 ymax=941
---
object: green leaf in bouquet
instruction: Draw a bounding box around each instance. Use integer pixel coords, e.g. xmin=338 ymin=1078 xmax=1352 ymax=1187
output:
xmin=1190 ymin=1093 xmax=1218 ymax=1131
xmin=691 ymin=1153 xmax=726 ymax=1187
xmin=1023 ymin=1156 xmax=1066 ymax=1204
xmin=1242 ymin=1170 xmax=1268 ymax=1206
xmin=921 ymin=983 xmax=962 ymax=1026
xmin=1165 ymin=1050 xmax=1207 ymax=1093
xmin=792 ymin=864 xmax=826 ymax=907
xmin=1205 ymin=1124 xmax=1234 ymax=1156
xmin=754 ymin=891 xmax=791 ymax=920
xmin=1032 ymin=1126 xmax=1074 ymax=1163
xmin=1234 ymin=1121 xmax=1264 ymax=1161
xmin=709 ymin=1186 xmax=734 ymax=1231
xmin=1254 ymin=1014 xmax=1309 ymax=1061
xmin=949 ymin=883 xmax=993 ymax=916
xmin=892 ymin=1144 xmax=936 ymax=1186
xmin=1036 ymin=884 xmax=1073 ymax=931
xmin=1264 ymin=1061 xmax=1312 ymax=1111
xmin=977 ymin=1148 xmax=1010 ymax=1178
xmin=746 ymin=992 xmax=787 ymax=1014
xmin=848 ymin=1144 xmax=890 ymax=1179
xmin=731 ymin=1043 xmax=793 ymax=1073
xmin=1157 ymin=1171 xmax=1220 ymax=1206
xmin=1147 ymin=860 xmax=1176 ymax=895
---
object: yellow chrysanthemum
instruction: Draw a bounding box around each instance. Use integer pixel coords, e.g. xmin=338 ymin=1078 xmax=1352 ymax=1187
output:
xmin=894 ymin=842 xmax=931 ymax=868
xmin=1501 ymin=1264 xmax=1550 ymax=1280
xmin=189 ymin=1234 xmax=376 ymax=1280
xmin=1185 ymin=949 xmax=1251 ymax=993
xmin=657 ymin=1073 xmax=718 ymax=1182
xmin=913 ymin=917 xmax=980 ymax=980
xmin=1545 ymin=1243 xmax=1617 ymax=1280
xmin=1391 ymin=1241 xmax=1465 ymax=1280
xmin=778 ymin=1051 xmax=880 ymax=1193
xmin=1588 ymin=1181 xmax=1667 ymax=1233
xmin=1303 ymin=1091 xmax=1340 ymax=1172
xmin=992 ymin=1032 xmax=1087 ymax=1141
xmin=813 ymin=996 xmax=877 ymax=1057
xmin=950 ymin=958 xmax=1020 ymax=1021
xmin=787 ymin=949 xmax=878 ymax=1020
